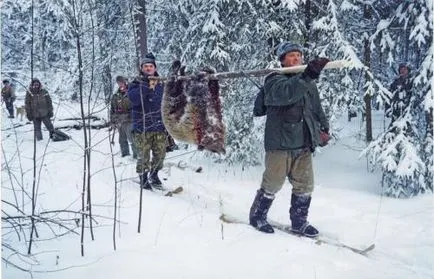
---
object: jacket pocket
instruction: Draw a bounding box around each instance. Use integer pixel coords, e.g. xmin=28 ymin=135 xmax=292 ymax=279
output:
xmin=281 ymin=120 xmax=305 ymax=149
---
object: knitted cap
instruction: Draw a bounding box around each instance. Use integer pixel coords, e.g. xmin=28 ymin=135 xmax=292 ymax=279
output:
xmin=141 ymin=53 xmax=156 ymax=67
xmin=276 ymin=42 xmax=303 ymax=61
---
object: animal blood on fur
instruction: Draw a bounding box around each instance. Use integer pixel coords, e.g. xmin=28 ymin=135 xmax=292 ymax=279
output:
xmin=162 ymin=61 xmax=226 ymax=154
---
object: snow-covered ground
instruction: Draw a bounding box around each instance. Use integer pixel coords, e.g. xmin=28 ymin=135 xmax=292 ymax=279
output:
xmin=1 ymin=100 xmax=433 ymax=279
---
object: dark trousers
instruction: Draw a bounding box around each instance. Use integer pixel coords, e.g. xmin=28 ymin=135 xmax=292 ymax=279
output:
xmin=33 ymin=117 xmax=54 ymax=140
xmin=117 ymin=121 xmax=137 ymax=157
xmin=5 ymin=100 xmax=13 ymax=116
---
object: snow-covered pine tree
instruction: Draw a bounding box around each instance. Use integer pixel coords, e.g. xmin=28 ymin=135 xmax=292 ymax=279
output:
xmin=309 ymin=0 xmax=365 ymax=130
xmin=365 ymin=0 xmax=433 ymax=197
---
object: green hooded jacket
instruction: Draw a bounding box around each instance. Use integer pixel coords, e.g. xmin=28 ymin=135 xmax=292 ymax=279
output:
xmin=255 ymin=72 xmax=329 ymax=151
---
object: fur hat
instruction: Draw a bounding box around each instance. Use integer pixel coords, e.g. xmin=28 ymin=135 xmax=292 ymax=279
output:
xmin=2 ymin=79 xmax=9 ymax=84
xmin=141 ymin=53 xmax=157 ymax=67
xmin=276 ymin=42 xmax=303 ymax=61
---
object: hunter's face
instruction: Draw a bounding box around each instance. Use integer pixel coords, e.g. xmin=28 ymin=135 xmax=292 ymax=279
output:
xmin=141 ymin=63 xmax=156 ymax=76
xmin=399 ymin=67 xmax=409 ymax=77
xmin=117 ymin=81 xmax=127 ymax=91
xmin=32 ymin=83 xmax=41 ymax=89
xmin=281 ymin=51 xmax=303 ymax=67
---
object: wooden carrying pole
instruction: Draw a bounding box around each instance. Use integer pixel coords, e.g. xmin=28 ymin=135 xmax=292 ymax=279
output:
xmin=150 ymin=60 xmax=351 ymax=81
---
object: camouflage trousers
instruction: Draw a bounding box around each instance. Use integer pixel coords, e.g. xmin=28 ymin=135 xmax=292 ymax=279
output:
xmin=261 ymin=149 xmax=314 ymax=195
xmin=133 ymin=131 xmax=167 ymax=174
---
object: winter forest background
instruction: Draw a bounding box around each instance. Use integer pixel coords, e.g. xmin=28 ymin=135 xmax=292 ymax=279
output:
xmin=1 ymin=0 xmax=433 ymax=277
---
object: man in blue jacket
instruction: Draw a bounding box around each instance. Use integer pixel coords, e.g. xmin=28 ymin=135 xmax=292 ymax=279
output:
xmin=250 ymin=42 xmax=330 ymax=237
xmin=128 ymin=53 xmax=167 ymax=190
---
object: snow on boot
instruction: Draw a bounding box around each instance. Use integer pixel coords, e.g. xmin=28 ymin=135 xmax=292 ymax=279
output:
xmin=289 ymin=193 xmax=319 ymax=238
xmin=149 ymin=170 xmax=163 ymax=190
xmin=249 ymin=189 xmax=275 ymax=233
xmin=140 ymin=172 xmax=152 ymax=190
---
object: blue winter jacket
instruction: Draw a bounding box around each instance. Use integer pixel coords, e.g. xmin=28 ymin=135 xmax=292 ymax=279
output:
xmin=128 ymin=75 xmax=166 ymax=133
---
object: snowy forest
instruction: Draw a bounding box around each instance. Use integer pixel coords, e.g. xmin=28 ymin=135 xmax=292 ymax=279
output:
xmin=1 ymin=0 xmax=433 ymax=278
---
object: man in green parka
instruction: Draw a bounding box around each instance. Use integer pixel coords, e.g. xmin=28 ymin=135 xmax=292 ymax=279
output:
xmin=110 ymin=76 xmax=137 ymax=158
xmin=249 ymin=42 xmax=330 ymax=237
xmin=25 ymin=78 xmax=55 ymax=140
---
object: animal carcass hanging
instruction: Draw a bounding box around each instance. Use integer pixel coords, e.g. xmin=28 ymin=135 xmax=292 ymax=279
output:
xmin=162 ymin=61 xmax=225 ymax=154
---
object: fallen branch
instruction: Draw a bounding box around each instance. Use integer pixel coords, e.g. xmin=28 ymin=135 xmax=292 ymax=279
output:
xmin=55 ymin=123 xmax=109 ymax=130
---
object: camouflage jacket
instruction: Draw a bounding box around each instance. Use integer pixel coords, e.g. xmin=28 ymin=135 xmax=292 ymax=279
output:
xmin=25 ymin=88 xmax=53 ymax=118
xmin=110 ymin=88 xmax=132 ymax=124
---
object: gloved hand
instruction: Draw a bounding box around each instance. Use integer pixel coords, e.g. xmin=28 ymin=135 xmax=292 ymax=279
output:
xmin=319 ymin=131 xmax=331 ymax=147
xmin=303 ymin=57 xmax=330 ymax=80
xmin=27 ymin=116 xmax=33 ymax=122
xmin=48 ymin=111 xmax=53 ymax=118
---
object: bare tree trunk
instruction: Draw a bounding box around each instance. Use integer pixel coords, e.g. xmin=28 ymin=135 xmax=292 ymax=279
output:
xmin=30 ymin=0 xmax=34 ymax=81
xmin=134 ymin=0 xmax=148 ymax=61
xmin=28 ymin=0 xmax=36 ymax=255
xmin=96 ymin=0 xmax=113 ymax=102
xmin=86 ymin=0 xmax=96 ymax=241
xmin=108 ymin=132 xmax=118 ymax=250
xmin=363 ymin=4 xmax=372 ymax=142
xmin=71 ymin=0 xmax=87 ymax=257
xmin=138 ymin=187 xmax=143 ymax=233
xmin=129 ymin=3 xmax=140 ymax=70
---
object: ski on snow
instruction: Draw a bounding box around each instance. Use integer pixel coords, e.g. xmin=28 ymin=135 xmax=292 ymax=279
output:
xmin=219 ymin=213 xmax=375 ymax=256
xmin=132 ymin=179 xmax=184 ymax=196
xmin=154 ymin=185 xmax=183 ymax=197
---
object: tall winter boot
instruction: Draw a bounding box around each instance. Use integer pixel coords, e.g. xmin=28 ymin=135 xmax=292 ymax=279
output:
xmin=249 ymin=189 xmax=275 ymax=233
xmin=149 ymin=170 xmax=163 ymax=190
xmin=289 ymin=193 xmax=319 ymax=238
xmin=140 ymin=172 xmax=152 ymax=190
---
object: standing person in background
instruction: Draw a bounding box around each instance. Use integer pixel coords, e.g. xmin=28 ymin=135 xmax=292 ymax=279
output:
xmin=386 ymin=63 xmax=412 ymax=124
xmin=128 ymin=53 xmax=167 ymax=190
xmin=1 ymin=79 xmax=16 ymax=118
xmin=249 ymin=42 xmax=330 ymax=238
xmin=25 ymin=78 xmax=55 ymax=140
xmin=110 ymin=75 xmax=137 ymax=158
